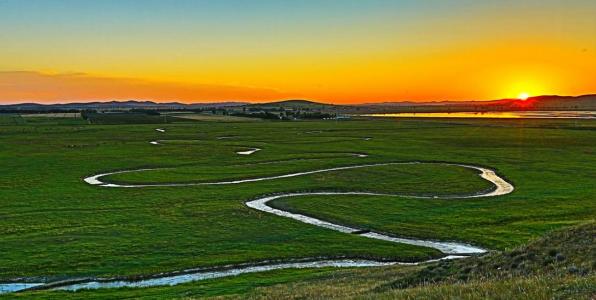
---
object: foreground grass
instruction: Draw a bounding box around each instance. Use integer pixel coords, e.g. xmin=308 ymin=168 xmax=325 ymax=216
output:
xmin=228 ymin=223 xmax=596 ymax=299
xmin=377 ymin=275 xmax=595 ymax=300
xmin=236 ymin=275 xmax=595 ymax=300
xmin=12 ymin=223 xmax=595 ymax=299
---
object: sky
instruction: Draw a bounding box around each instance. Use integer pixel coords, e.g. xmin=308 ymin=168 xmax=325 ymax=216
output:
xmin=1 ymin=0 xmax=595 ymax=104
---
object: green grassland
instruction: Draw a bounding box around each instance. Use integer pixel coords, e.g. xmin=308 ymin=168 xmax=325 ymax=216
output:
xmin=0 ymin=114 xmax=25 ymax=125
xmin=0 ymin=116 xmax=594 ymax=298
xmin=8 ymin=223 xmax=595 ymax=299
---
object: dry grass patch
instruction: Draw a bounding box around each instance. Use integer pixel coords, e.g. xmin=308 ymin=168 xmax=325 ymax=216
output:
xmin=21 ymin=113 xmax=81 ymax=118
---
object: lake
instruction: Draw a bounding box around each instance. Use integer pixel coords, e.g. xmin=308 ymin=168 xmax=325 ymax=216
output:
xmin=365 ymin=111 xmax=595 ymax=119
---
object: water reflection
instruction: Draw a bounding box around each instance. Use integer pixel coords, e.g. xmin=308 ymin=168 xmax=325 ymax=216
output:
xmin=366 ymin=111 xmax=595 ymax=119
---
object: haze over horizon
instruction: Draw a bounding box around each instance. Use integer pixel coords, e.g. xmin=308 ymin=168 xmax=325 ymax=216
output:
xmin=2 ymin=91 xmax=596 ymax=107
xmin=1 ymin=0 xmax=595 ymax=104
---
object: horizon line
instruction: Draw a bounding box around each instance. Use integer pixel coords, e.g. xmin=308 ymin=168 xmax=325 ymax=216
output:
xmin=1 ymin=93 xmax=595 ymax=106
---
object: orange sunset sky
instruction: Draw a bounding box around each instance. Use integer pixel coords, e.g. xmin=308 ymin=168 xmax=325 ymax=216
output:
xmin=1 ymin=1 xmax=595 ymax=104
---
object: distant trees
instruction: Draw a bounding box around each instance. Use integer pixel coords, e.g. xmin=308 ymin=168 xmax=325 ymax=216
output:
xmin=231 ymin=111 xmax=280 ymax=120
xmin=130 ymin=109 xmax=160 ymax=115
xmin=229 ymin=109 xmax=336 ymax=120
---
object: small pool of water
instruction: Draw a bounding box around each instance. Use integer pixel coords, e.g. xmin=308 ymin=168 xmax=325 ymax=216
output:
xmin=0 ymin=283 xmax=43 ymax=294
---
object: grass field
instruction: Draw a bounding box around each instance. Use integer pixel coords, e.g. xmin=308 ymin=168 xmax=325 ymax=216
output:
xmin=6 ymin=223 xmax=595 ymax=299
xmin=0 ymin=114 xmax=25 ymax=125
xmin=0 ymin=116 xmax=594 ymax=298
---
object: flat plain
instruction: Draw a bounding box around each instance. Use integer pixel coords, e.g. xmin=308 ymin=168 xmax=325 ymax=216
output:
xmin=0 ymin=116 xmax=594 ymax=298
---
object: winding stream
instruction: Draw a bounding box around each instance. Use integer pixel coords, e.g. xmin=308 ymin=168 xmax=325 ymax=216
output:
xmin=3 ymin=130 xmax=514 ymax=294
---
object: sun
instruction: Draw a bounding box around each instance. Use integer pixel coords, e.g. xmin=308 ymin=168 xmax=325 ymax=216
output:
xmin=518 ymin=92 xmax=530 ymax=100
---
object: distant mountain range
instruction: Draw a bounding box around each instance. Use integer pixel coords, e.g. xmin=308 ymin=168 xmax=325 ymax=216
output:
xmin=1 ymin=94 xmax=594 ymax=112
xmin=248 ymin=99 xmax=338 ymax=109
xmin=0 ymin=100 xmax=248 ymax=111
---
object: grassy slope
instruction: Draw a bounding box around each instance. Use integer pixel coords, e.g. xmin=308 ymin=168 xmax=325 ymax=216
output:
xmin=228 ymin=222 xmax=596 ymax=299
xmin=246 ymin=275 xmax=595 ymax=300
xmin=378 ymin=222 xmax=595 ymax=289
xmin=0 ymin=117 xmax=594 ymax=297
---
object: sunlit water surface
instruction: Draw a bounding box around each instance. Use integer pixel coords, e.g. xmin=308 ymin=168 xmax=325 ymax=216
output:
xmin=366 ymin=111 xmax=595 ymax=119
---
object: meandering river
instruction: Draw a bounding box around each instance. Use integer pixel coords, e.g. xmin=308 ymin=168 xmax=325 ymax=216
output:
xmin=2 ymin=130 xmax=514 ymax=294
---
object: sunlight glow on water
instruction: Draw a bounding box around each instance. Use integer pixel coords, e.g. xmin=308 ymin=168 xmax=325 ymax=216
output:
xmin=366 ymin=111 xmax=595 ymax=119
